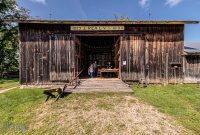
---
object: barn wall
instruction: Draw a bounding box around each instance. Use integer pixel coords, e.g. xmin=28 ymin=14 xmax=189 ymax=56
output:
xmin=183 ymin=55 xmax=200 ymax=83
xmin=121 ymin=25 xmax=184 ymax=83
xmin=19 ymin=23 xmax=184 ymax=84
xmin=19 ymin=24 xmax=75 ymax=84
xmin=120 ymin=35 xmax=145 ymax=81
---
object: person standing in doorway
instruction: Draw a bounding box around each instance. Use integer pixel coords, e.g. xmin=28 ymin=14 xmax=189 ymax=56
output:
xmin=93 ymin=61 xmax=97 ymax=77
xmin=88 ymin=63 xmax=94 ymax=78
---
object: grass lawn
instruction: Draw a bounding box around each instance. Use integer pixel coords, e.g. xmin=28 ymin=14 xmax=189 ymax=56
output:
xmin=1 ymin=84 xmax=199 ymax=134
xmin=0 ymin=79 xmax=19 ymax=91
xmin=133 ymin=84 xmax=200 ymax=134
xmin=0 ymin=88 xmax=45 ymax=134
xmin=0 ymin=87 xmax=189 ymax=135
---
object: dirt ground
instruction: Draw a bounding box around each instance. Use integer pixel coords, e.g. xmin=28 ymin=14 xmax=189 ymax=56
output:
xmin=29 ymin=94 xmax=191 ymax=135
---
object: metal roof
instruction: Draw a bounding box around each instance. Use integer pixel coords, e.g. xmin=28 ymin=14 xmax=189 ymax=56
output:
xmin=185 ymin=42 xmax=200 ymax=50
xmin=184 ymin=46 xmax=200 ymax=55
xmin=3 ymin=19 xmax=199 ymax=25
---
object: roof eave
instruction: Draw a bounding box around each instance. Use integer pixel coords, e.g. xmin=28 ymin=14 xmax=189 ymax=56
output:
xmin=183 ymin=52 xmax=200 ymax=56
xmin=2 ymin=19 xmax=199 ymax=25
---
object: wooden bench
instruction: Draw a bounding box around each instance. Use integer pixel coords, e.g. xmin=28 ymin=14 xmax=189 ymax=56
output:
xmin=98 ymin=69 xmax=119 ymax=78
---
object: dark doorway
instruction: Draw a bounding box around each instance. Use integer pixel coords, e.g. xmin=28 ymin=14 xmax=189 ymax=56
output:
xmin=75 ymin=36 xmax=120 ymax=78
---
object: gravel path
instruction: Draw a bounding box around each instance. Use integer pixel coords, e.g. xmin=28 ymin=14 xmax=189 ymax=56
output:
xmin=0 ymin=87 xmax=18 ymax=94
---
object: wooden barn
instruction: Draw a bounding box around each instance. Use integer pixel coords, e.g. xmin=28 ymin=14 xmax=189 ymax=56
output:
xmin=183 ymin=47 xmax=200 ymax=83
xmin=16 ymin=20 xmax=198 ymax=85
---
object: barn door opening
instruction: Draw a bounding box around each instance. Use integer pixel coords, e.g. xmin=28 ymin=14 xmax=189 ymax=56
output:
xmin=75 ymin=36 xmax=120 ymax=78
xmin=120 ymin=35 xmax=145 ymax=81
xmin=49 ymin=34 xmax=75 ymax=82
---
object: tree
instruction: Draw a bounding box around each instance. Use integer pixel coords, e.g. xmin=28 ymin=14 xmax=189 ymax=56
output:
xmin=0 ymin=0 xmax=29 ymax=76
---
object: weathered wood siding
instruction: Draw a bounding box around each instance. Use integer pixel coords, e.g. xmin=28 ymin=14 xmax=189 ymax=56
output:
xmin=19 ymin=24 xmax=75 ymax=84
xmin=19 ymin=23 xmax=184 ymax=84
xmin=49 ymin=35 xmax=75 ymax=82
xmin=120 ymin=25 xmax=184 ymax=83
xmin=184 ymin=55 xmax=200 ymax=83
xmin=120 ymin=35 xmax=145 ymax=81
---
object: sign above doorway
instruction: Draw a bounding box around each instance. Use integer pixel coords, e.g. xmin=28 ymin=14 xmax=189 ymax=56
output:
xmin=70 ymin=26 xmax=124 ymax=31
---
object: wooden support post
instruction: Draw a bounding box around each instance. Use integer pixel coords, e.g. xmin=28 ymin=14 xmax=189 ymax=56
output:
xmin=182 ymin=56 xmax=186 ymax=83
xmin=119 ymin=36 xmax=122 ymax=79
xmin=165 ymin=53 xmax=169 ymax=85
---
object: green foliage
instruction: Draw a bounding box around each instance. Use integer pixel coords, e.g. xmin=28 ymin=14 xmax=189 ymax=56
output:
xmin=0 ymin=0 xmax=30 ymax=75
xmin=0 ymin=0 xmax=29 ymax=20
xmin=133 ymin=84 xmax=200 ymax=134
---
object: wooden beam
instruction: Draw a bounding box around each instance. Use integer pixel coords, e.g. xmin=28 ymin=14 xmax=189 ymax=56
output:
xmin=3 ymin=19 xmax=199 ymax=25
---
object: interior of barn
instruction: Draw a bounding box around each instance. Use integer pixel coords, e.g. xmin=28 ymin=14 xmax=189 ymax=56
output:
xmin=75 ymin=36 xmax=120 ymax=78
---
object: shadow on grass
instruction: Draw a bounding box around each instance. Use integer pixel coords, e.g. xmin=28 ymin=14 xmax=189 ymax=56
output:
xmin=44 ymin=91 xmax=72 ymax=102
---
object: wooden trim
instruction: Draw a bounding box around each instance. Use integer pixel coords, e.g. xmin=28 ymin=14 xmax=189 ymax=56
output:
xmin=4 ymin=19 xmax=199 ymax=24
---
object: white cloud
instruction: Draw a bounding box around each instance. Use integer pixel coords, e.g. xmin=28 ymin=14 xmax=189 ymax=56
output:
xmin=165 ymin=0 xmax=183 ymax=7
xmin=138 ymin=0 xmax=150 ymax=8
xmin=30 ymin=0 xmax=46 ymax=5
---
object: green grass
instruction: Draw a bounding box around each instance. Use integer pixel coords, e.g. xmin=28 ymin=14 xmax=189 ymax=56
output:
xmin=1 ymin=84 xmax=200 ymax=134
xmin=133 ymin=84 xmax=200 ymax=134
xmin=0 ymin=89 xmax=132 ymax=134
xmin=0 ymin=88 xmax=45 ymax=134
xmin=0 ymin=79 xmax=19 ymax=90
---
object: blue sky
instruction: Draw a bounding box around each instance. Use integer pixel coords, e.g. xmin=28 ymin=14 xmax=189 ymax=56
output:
xmin=17 ymin=0 xmax=200 ymax=43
